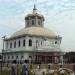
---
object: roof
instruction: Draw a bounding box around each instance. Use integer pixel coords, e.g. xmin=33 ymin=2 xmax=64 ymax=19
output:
xmin=25 ymin=13 xmax=45 ymax=21
xmin=10 ymin=27 xmax=57 ymax=38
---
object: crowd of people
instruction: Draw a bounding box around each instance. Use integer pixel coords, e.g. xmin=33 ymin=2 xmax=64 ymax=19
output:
xmin=11 ymin=60 xmax=27 ymax=75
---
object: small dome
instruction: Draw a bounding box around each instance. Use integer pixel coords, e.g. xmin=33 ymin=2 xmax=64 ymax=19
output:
xmin=10 ymin=27 xmax=57 ymax=38
xmin=25 ymin=5 xmax=45 ymax=28
xmin=25 ymin=5 xmax=44 ymax=21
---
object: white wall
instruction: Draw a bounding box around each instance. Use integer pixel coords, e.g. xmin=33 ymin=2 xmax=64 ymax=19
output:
xmin=4 ymin=36 xmax=61 ymax=63
xmin=5 ymin=36 xmax=61 ymax=52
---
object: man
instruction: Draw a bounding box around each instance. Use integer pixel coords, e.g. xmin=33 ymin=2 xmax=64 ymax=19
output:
xmin=11 ymin=60 xmax=18 ymax=75
xmin=22 ymin=60 xmax=27 ymax=75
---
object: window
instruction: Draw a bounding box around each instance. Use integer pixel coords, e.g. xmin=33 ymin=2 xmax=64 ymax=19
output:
xmin=10 ymin=42 xmax=12 ymax=48
xmin=29 ymin=56 xmax=32 ymax=58
xmin=18 ymin=40 xmax=21 ymax=47
xmin=32 ymin=20 xmax=34 ymax=25
xmin=16 ymin=56 xmax=18 ymax=59
xmin=55 ymin=41 xmax=57 ymax=44
xmin=14 ymin=41 xmax=16 ymax=48
xmin=41 ymin=41 xmax=42 ymax=45
xmin=21 ymin=56 xmax=23 ymax=59
xmin=29 ymin=39 xmax=32 ymax=46
xmin=27 ymin=21 xmax=29 ymax=25
xmin=12 ymin=56 xmax=14 ymax=59
xmin=23 ymin=39 xmax=25 ymax=46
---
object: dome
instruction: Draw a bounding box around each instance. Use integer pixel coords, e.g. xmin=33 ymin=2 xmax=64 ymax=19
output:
xmin=10 ymin=27 xmax=57 ymax=38
xmin=25 ymin=6 xmax=45 ymax=28
xmin=9 ymin=6 xmax=57 ymax=39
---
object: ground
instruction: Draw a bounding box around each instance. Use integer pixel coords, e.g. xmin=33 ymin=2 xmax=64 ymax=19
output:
xmin=0 ymin=64 xmax=75 ymax=75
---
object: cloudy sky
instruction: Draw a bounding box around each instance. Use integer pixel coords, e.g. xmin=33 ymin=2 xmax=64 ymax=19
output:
xmin=0 ymin=0 xmax=75 ymax=52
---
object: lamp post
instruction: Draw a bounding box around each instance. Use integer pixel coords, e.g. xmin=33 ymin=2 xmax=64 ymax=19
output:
xmin=2 ymin=35 xmax=6 ymax=50
xmin=0 ymin=54 xmax=2 ymax=75
xmin=1 ymin=35 xmax=6 ymax=74
xmin=2 ymin=36 xmax=6 ymax=62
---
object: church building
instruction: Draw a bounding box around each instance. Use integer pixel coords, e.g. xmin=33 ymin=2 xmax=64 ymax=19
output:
xmin=2 ymin=5 xmax=62 ymax=64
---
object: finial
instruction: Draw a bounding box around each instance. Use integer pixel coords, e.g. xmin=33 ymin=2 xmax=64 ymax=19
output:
xmin=33 ymin=4 xmax=36 ymax=10
xmin=33 ymin=4 xmax=37 ymax=14
xmin=33 ymin=0 xmax=37 ymax=14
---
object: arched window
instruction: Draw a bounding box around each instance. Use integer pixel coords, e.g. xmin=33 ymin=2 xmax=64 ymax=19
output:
xmin=29 ymin=39 xmax=32 ymax=46
xmin=18 ymin=40 xmax=21 ymax=47
xmin=14 ymin=41 xmax=16 ymax=48
xmin=10 ymin=42 xmax=12 ymax=48
xmin=32 ymin=20 xmax=34 ymax=25
xmin=21 ymin=56 xmax=23 ymax=59
xmin=41 ymin=41 xmax=42 ymax=45
xmin=55 ymin=41 xmax=57 ymax=44
xmin=23 ymin=39 xmax=25 ymax=46
xmin=16 ymin=56 xmax=18 ymax=59
xmin=27 ymin=21 xmax=29 ymax=25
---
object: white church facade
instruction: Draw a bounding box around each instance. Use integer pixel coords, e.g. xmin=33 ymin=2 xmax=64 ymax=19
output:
xmin=2 ymin=5 xmax=62 ymax=64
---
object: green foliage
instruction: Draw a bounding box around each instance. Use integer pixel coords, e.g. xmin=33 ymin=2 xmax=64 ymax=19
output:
xmin=45 ymin=73 xmax=54 ymax=75
xmin=43 ymin=72 xmax=54 ymax=75
xmin=1 ymin=70 xmax=11 ymax=75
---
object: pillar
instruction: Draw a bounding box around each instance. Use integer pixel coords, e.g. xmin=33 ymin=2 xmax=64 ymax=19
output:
xmin=25 ymin=36 xmax=29 ymax=49
xmin=60 ymin=55 xmax=63 ymax=64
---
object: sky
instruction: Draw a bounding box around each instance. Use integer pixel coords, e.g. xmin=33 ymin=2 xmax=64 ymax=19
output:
xmin=0 ymin=0 xmax=75 ymax=52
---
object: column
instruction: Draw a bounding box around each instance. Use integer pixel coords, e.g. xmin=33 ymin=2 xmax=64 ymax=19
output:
xmin=60 ymin=55 xmax=63 ymax=64
xmin=35 ymin=16 xmax=38 ymax=26
xmin=55 ymin=56 xmax=59 ymax=64
xmin=54 ymin=56 xmax=56 ymax=64
xmin=25 ymin=36 xmax=29 ymax=49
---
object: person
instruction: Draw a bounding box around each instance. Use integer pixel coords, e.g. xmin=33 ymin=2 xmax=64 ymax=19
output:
xmin=22 ymin=60 xmax=27 ymax=75
xmin=11 ymin=60 xmax=18 ymax=75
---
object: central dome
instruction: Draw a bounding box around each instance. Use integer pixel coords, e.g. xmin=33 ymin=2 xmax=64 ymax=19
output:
xmin=11 ymin=27 xmax=57 ymax=38
xmin=10 ymin=6 xmax=57 ymax=39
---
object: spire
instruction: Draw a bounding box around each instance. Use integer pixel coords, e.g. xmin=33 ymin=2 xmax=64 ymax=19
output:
xmin=33 ymin=4 xmax=37 ymax=14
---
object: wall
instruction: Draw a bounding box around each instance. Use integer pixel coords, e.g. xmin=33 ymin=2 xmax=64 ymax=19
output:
xmin=27 ymin=64 xmax=75 ymax=72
